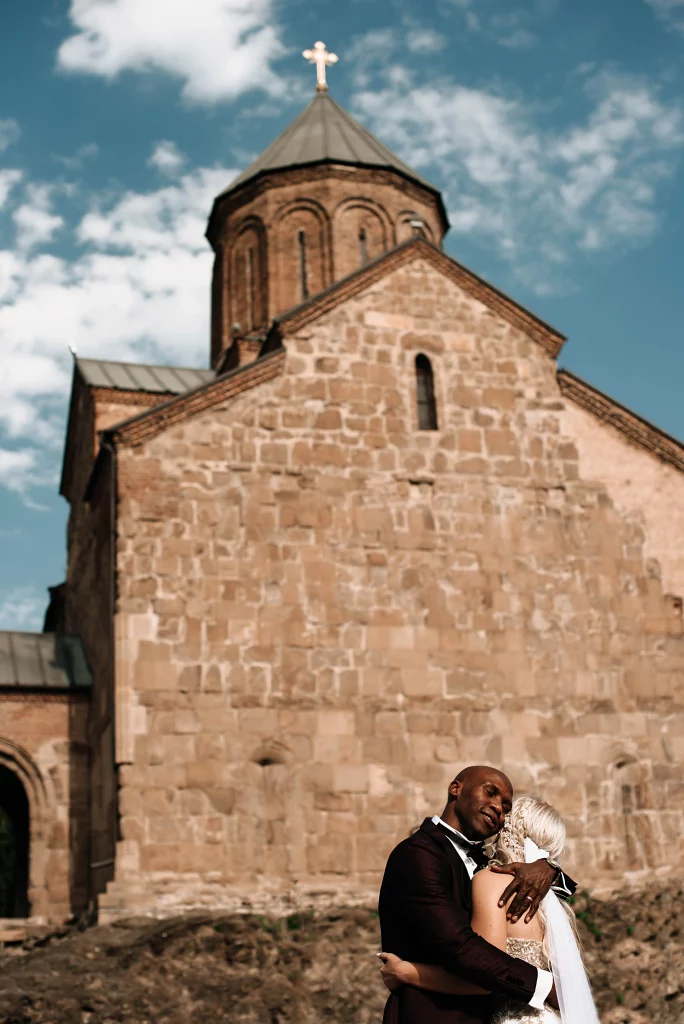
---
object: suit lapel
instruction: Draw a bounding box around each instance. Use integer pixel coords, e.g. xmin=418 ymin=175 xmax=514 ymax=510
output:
xmin=419 ymin=818 xmax=473 ymax=913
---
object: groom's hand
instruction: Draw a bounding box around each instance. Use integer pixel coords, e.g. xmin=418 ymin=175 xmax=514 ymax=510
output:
xmin=490 ymin=860 xmax=557 ymax=922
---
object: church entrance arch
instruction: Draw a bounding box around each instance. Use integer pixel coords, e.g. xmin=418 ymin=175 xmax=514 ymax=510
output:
xmin=0 ymin=765 xmax=30 ymax=917
xmin=0 ymin=739 xmax=48 ymax=920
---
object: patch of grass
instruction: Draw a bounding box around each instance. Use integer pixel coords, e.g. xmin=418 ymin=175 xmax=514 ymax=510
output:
xmin=574 ymin=892 xmax=604 ymax=940
xmin=257 ymin=916 xmax=282 ymax=936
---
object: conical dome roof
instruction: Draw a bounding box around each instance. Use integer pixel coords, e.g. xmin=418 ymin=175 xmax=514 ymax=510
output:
xmin=219 ymin=91 xmax=439 ymax=198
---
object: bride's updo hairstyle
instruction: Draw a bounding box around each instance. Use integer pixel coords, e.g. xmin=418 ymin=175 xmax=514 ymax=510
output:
xmin=493 ymin=795 xmax=566 ymax=866
xmin=489 ymin=795 xmax=581 ymax=955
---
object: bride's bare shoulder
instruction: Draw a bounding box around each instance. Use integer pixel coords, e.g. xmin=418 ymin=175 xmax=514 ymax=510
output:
xmin=471 ymin=866 xmax=511 ymax=901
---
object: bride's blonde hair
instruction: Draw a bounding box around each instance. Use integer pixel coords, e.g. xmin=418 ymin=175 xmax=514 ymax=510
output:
xmin=487 ymin=795 xmax=582 ymax=957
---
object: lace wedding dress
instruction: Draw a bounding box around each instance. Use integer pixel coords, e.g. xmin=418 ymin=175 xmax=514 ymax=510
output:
xmin=490 ymin=938 xmax=560 ymax=1024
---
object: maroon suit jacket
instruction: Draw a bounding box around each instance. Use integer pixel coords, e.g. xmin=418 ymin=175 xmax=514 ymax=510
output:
xmin=379 ymin=818 xmax=538 ymax=1024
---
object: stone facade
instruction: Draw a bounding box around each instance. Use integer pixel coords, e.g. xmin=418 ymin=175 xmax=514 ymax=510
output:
xmin=557 ymin=374 xmax=684 ymax=598
xmin=77 ymin=247 xmax=682 ymax=920
xmin=6 ymin=94 xmax=683 ymax=926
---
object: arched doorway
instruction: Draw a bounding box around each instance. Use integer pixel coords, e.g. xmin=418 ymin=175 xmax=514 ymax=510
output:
xmin=0 ymin=764 xmax=30 ymax=917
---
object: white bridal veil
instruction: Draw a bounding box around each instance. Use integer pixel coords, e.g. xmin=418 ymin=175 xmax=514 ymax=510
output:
xmin=523 ymin=838 xmax=601 ymax=1024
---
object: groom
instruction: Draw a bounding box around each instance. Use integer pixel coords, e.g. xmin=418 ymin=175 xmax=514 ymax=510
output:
xmin=378 ymin=765 xmax=576 ymax=1024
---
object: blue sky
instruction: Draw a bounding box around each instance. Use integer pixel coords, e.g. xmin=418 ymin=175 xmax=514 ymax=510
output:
xmin=1 ymin=0 xmax=684 ymax=631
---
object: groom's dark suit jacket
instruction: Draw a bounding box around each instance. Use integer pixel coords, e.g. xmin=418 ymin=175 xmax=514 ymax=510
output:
xmin=379 ymin=818 xmax=539 ymax=1024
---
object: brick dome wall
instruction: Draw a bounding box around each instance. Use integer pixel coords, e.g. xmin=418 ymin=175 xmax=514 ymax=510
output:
xmin=207 ymin=165 xmax=447 ymax=370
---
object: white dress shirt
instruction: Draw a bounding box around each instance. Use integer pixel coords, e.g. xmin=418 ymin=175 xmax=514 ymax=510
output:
xmin=432 ymin=816 xmax=554 ymax=1010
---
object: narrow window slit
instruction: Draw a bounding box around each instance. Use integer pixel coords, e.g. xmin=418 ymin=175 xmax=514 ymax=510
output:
xmin=246 ymin=246 xmax=256 ymax=330
xmin=416 ymin=354 xmax=438 ymax=430
xmin=298 ymin=229 xmax=308 ymax=300
xmin=359 ymin=227 xmax=368 ymax=267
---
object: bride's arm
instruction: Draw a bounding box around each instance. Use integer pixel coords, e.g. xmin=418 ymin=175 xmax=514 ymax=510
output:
xmin=379 ymin=953 xmax=488 ymax=995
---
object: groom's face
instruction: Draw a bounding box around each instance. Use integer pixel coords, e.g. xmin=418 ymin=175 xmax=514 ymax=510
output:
xmin=449 ymin=768 xmax=513 ymax=841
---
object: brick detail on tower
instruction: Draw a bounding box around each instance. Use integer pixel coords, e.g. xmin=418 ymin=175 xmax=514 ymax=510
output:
xmin=208 ymin=165 xmax=445 ymax=371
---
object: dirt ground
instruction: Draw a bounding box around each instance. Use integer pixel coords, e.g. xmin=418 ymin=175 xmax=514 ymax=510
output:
xmin=0 ymin=884 xmax=681 ymax=1024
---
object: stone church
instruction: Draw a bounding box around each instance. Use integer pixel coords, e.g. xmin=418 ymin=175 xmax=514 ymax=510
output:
xmin=1 ymin=56 xmax=683 ymax=927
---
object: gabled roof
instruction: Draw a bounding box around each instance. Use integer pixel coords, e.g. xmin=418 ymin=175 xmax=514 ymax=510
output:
xmin=60 ymin=357 xmax=215 ymax=500
xmin=0 ymin=632 xmax=92 ymax=690
xmin=266 ymin=236 xmax=566 ymax=358
xmin=97 ymin=346 xmax=286 ymax=451
xmin=559 ymin=369 xmax=684 ymax=473
xmin=77 ymin=357 xmax=213 ymax=395
xmin=219 ymin=91 xmax=439 ymax=199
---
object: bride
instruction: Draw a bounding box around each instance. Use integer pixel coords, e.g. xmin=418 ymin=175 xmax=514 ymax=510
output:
xmin=379 ymin=796 xmax=599 ymax=1024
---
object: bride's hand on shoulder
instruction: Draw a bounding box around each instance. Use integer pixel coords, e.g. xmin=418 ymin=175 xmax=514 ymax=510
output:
xmin=377 ymin=952 xmax=409 ymax=992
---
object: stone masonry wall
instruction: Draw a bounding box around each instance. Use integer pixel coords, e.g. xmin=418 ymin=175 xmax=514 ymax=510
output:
xmin=0 ymin=695 xmax=89 ymax=923
xmin=63 ymin=385 xmax=179 ymax=908
xmin=100 ymin=256 xmax=683 ymax=918
xmin=559 ymin=400 xmax=684 ymax=599
xmin=64 ymin=444 xmax=116 ymax=907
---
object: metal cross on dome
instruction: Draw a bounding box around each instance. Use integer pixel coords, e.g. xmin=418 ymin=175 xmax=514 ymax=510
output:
xmin=302 ymin=40 xmax=338 ymax=92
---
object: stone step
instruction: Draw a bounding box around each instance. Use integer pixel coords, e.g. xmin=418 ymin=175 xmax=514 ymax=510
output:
xmin=0 ymin=919 xmax=29 ymax=944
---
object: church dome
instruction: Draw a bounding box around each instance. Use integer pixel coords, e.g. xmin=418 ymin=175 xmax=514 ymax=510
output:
xmin=206 ymin=48 xmax=449 ymax=371
xmin=218 ymin=91 xmax=442 ymax=206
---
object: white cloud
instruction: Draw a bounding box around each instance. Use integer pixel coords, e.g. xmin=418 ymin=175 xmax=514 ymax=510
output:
xmin=12 ymin=184 xmax=64 ymax=251
xmin=447 ymin=0 xmax=558 ymax=47
xmin=148 ymin=140 xmax=186 ymax=176
xmin=488 ymin=11 xmax=538 ymax=48
xmin=0 ymin=585 xmax=45 ymax=631
xmin=448 ymin=0 xmax=481 ymax=32
xmin=0 ymin=448 xmax=39 ymax=487
xmin=345 ymin=26 xmax=446 ymax=90
xmin=353 ymin=70 xmax=683 ymax=291
xmin=0 ymin=447 xmax=55 ymax=507
xmin=406 ymin=29 xmax=447 ymax=53
xmin=0 ymin=169 xmax=22 ymax=209
xmin=57 ymin=0 xmax=286 ymax=103
xmin=53 ymin=141 xmax=99 ymax=170
xmin=644 ymin=0 xmax=684 ymax=32
xmin=345 ymin=29 xmax=397 ymax=71
xmin=0 ymin=162 xmax=237 ymax=500
xmin=0 ymin=120 xmax=20 ymax=152
xmin=496 ymin=28 xmax=537 ymax=49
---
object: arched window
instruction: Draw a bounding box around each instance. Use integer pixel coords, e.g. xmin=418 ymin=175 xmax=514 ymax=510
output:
xmin=359 ymin=227 xmax=368 ymax=267
xmin=415 ymin=354 xmax=438 ymax=430
xmin=298 ymin=229 xmax=308 ymax=300
xmin=226 ymin=223 xmax=265 ymax=348
xmin=610 ymin=758 xmax=662 ymax=870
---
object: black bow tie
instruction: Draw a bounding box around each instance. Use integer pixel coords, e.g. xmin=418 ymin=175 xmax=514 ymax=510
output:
xmin=436 ymin=823 xmax=490 ymax=868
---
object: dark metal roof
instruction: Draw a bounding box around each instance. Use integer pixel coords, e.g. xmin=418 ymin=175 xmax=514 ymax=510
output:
xmin=77 ymin=357 xmax=214 ymax=395
xmin=221 ymin=92 xmax=438 ymax=197
xmin=0 ymin=632 xmax=93 ymax=690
